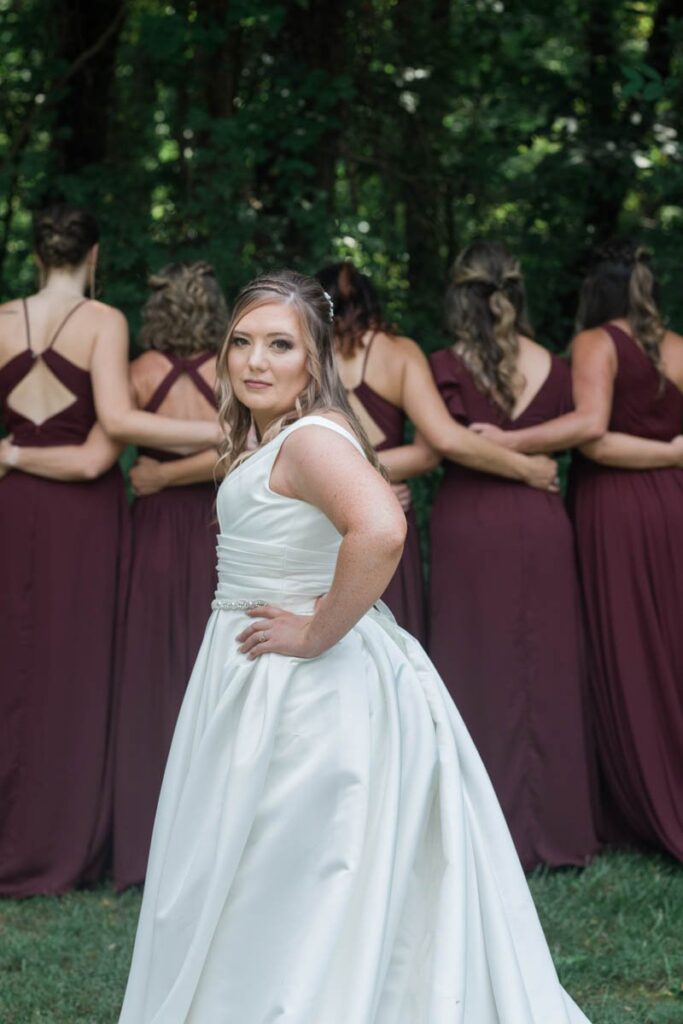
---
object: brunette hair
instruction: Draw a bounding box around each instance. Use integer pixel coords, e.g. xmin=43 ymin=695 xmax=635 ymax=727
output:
xmin=139 ymin=262 xmax=228 ymax=356
xmin=576 ymin=239 xmax=665 ymax=380
xmin=216 ymin=270 xmax=384 ymax=473
xmin=445 ymin=240 xmax=533 ymax=414
xmin=33 ymin=204 xmax=99 ymax=268
xmin=315 ymin=262 xmax=397 ymax=358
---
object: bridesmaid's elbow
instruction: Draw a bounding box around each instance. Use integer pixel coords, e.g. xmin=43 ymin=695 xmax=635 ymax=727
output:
xmin=102 ymin=414 xmax=133 ymax=445
xmin=574 ymin=411 xmax=608 ymax=446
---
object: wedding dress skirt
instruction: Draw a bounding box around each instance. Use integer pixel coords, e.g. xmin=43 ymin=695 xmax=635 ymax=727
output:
xmin=119 ymin=416 xmax=590 ymax=1024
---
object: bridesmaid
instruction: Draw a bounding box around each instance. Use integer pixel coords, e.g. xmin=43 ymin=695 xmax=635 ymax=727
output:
xmin=471 ymin=241 xmax=683 ymax=860
xmin=428 ymin=240 xmax=599 ymax=870
xmin=569 ymin=244 xmax=683 ymax=858
xmin=113 ymin=263 xmax=226 ymax=889
xmin=316 ymin=262 xmax=437 ymax=642
xmin=0 ymin=205 xmax=221 ymax=897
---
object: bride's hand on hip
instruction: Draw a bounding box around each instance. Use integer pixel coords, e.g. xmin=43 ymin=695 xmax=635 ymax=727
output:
xmin=237 ymin=605 xmax=323 ymax=660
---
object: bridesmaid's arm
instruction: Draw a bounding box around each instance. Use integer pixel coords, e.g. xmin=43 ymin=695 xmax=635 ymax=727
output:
xmin=237 ymin=423 xmax=406 ymax=659
xmin=0 ymin=423 xmax=122 ymax=481
xmin=470 ymin=330 xmax=613 ymax=454
xmin=397 ymin=340 xmax=559 ymax=491
xmin=580 ymin=432 xmax=683 ymax=469
xmin=379 ymin=432 xmax=441 ymax=481
xmin=129 ymin=449 xmax=220 ymax=496
xmin=90 ymin=308 xmax=222 ymax=449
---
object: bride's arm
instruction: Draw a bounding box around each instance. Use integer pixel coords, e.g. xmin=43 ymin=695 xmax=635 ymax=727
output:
xmin=237 ymin=424 xmax=406 ymax=659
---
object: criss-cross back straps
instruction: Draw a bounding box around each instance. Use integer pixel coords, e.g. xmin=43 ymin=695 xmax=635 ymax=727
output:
xmin=21 ymin=298 xmax=89 ymax=355
xmin=145 ymin=351 xmax=217 ymax=413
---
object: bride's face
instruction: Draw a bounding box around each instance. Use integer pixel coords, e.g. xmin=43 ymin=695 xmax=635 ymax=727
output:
xmin=228 ymin=301 xmax=311 ymax=428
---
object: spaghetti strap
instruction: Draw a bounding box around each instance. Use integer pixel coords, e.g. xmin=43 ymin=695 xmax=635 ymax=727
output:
xmin=47 ymin=299 xmax=89 ymax=351
xmin=21 ymin=299 xmax=32 ymax=351
xmin=359 ymin=331 xmax=377 ymax=384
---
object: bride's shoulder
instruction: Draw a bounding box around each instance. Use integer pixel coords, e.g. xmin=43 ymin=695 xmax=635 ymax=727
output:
xmin=278 ymin=412 xmax=364 ymax=460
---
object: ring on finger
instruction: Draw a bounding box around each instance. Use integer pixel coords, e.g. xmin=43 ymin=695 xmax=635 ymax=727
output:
xmin=258 ymin=631 xmax=268 ymax=644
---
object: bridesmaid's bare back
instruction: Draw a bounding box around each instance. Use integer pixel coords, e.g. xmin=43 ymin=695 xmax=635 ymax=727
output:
xmin=130 ymin=349 xmax=217 ymax=421
xmin=0 ymin=295 xmax=116 ymax=428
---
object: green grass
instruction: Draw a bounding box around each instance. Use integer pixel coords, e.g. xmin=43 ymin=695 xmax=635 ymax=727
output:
xmin=0 ymin=852 xmax=680 ymax=1023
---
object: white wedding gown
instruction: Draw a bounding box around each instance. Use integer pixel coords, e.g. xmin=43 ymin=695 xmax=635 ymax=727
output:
xmin=119 ymin=415 xmax=590 ymax=1024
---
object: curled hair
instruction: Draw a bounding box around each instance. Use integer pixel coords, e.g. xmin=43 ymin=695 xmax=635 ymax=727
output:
xmin=445 ymin=241 xmax=532 ymax=415
xmin=33 ymin=203 xmax=99 ymax=268
xmin=139 ymin=262 xmax=229 ymax=356
xmin=316 ymin=262 xmax=397 ymax=357
xmin=576 ymin=239 xmax=665 ymax=382
xmin=216 ymin=270 xmax=384 ymax=475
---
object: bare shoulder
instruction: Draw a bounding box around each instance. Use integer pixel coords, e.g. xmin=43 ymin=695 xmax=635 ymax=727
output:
xmin=661 ymin=327 xmax=683 ymax=351
xmin=0 ymin=298 xmax=23 ymax=316
xmin=661 ymin=329 xmax=683 ymax=384
xmin=0 ymin=298 xmax=24 ymax=341
xmin=571 ymin=326 xmax=616 ymax=360
xmin=390 ymin=333 xmax=428 ymax=366
xmin=279 ymin=413 xmax=365 ymax=465
xmin=88 ymin=299 xmax=128 ymax=332
xmin=129 ymin=349 xmax=168 ymax=382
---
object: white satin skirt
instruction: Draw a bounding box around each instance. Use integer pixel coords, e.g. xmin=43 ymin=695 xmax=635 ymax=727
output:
xmin=118 ymin=601 xmax=590 ymax=1023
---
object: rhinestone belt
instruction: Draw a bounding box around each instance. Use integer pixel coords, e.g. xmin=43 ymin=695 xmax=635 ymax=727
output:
xmin=211 ymin=598 xmax=269 ymax=612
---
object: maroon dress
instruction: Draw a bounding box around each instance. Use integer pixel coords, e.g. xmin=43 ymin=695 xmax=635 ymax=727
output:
xmin=429 ymin=348 xmax=599 ymax=870
xmin=569 ymin=324 xmax=683 ymax=860
xmin=0 ymin=300 xmax=130 ymax=897
xmin=350 ymin=338 xmax=426 ymax=644
xmin=113 ymin=352 xmax=218 ymax=889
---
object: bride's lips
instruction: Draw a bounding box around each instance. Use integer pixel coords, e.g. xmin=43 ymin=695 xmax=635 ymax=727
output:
xmin=243 ymin=379 xmax=272 ymax=389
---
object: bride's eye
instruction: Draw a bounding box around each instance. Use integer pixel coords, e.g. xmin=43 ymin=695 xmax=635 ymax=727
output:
xmin=271 ymin=338 xmax=293 ymax=351
xmin=232 ymin=336 xmax=249 ymax=347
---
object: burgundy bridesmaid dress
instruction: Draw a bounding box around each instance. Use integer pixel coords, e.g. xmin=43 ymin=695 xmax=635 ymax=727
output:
xmin=0 ymin=300 xmax=130 ymax=897
xmin=429 ymin=348 xmax=599 ymax=870
xmin=349 ymin=337 xmax=426 ymax=644
xmin=113 ymin=352 xmax=218 ymax=889
xmin=569 ymin=324 xmax=683 ymax=860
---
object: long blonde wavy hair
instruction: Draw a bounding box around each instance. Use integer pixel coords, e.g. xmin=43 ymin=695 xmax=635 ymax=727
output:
xmin=216 ymin=270 xmax=384 ymax=474
xmin=445 ymin=241 xmax=533 ymax=415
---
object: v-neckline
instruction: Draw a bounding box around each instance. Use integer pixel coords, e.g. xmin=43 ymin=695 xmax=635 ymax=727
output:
xmin=447 ymin=347 xmax=556 ymax=425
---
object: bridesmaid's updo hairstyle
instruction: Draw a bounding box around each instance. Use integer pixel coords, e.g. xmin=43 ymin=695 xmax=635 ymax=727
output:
xmin=315 ymin=261 xmax=397 ymax=357
xmin=577 ymin=239 xmax=665 ymax=381
xmin=217 ymin=269 xmax=382 ymax=473
xmin=446 ymin=240 xmax=533 ymax=415
xmin=139 ymin=262 xmax=229 ymax=356
xmin=33 ymin=204 xmax=99 ymax=268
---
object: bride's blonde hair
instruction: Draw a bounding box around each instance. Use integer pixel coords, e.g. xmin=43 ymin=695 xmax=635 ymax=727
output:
xmin=217 ymin=270 xmax=383 ymax=474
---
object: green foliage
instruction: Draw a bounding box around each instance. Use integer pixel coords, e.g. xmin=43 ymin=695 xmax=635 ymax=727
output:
xmin=0 ymin=853 xmax=680 ymax=1022
xmin=1 ymin=0 xmax=683 ymax=352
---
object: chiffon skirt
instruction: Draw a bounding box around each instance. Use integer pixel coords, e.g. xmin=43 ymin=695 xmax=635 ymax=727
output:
xmin=119 ymin=601 xmax=589 ymax=1024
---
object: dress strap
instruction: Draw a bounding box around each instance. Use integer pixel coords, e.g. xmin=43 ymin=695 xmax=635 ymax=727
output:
xmin=47 ymin=299 xmax=88 ymax=351
xmin=359 ymin=331 xmax=377 ymax=384
xmin=21 ymin=299 xmax=32 ymax=351
xmin=144 ymin=351 xmax=217 ymax=413
xmin=279 ymin=415 xmax=366 ymax=458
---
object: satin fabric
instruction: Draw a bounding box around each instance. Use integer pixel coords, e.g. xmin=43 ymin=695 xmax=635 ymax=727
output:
xmin=119 ymin=415 xmax=590 ymax=1024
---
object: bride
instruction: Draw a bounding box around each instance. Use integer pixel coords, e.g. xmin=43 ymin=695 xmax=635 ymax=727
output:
xmin=118 ymin=270 xmax=590 ymax=1023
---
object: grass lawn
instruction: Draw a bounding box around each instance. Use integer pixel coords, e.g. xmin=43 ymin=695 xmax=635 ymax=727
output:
xmin=0 ymin=851 xmax=680 ymax=1023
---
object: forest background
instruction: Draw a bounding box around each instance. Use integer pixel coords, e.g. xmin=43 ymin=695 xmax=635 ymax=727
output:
xmin=3 ymin=0 xmax=683 ymax=353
